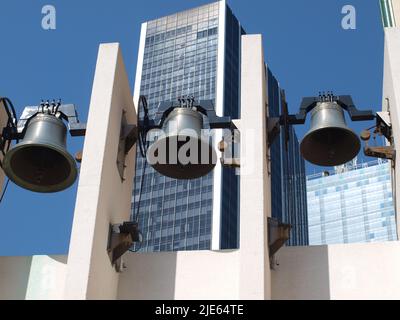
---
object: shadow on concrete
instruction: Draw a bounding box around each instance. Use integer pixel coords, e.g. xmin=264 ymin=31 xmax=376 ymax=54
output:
xmin=271 ymin=245 xmax=330 ymax=300
xmin=117 ymin=251 xmax=177 ymax=299
xmin=0 ymin=256 xmax=33 ymax=300
xmin=49 ymin=255 xmax=68 ymax=264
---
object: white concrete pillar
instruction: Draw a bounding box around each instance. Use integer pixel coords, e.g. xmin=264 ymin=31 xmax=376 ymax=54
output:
xmin=26 ymin=256 xmax=67 ymax=300
xmin=64 ymin=43 xmax=137 ymax=299
xmin=0 ymin=100 xmax=7 ymax=191
xmin=239 ymin=35 xmax=271 ymax=299
xmin=382 ymin=28 xmax=400 ymax=237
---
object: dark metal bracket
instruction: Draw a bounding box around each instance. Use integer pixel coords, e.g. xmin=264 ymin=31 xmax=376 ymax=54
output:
xmin=364 ymin=146 xmax=395 ymax=161
xmin=58 ymin=103 xmax=87 ymax=137
xmin=268 ymin=217 xmax=291 ymax=258
xmin=117 ymin=110 xmax=138 ymax=181
xmin=15 ymin=102 xmax=87 ymax=139
xmin=375 ymin=111 xmax=393 ymax=142
xmin=285 ymin=94 xmax=375 ymax=126
xmin=267 ymin=117 xmax=281 ymax=148
xmin=107 ymin=221 xmax=140 ymax=270
xmin=141 ymin=98 xmax=235 ymax=134
xmin=361 ymin=111 xmax=395 ymax=161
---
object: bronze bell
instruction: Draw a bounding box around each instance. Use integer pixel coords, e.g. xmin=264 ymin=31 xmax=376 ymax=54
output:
xmin=300 ymin=101 xmax=360 ymax=166
xmin=2 ymin=113 xmax=78 ymax=193
xmin=146 ymin=108 xmax=217 ymax=179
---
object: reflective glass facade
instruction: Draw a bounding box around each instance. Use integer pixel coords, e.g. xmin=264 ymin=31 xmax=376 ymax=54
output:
xmin=268 ymin=69 xmax=309 ymax=246
xmin=307 ymin=160 xmax=397 ymax=245
xmin=132 ymin=2 xmax=243 ymax=252
xmin=220 ymin=4 xmax=242 ymax=250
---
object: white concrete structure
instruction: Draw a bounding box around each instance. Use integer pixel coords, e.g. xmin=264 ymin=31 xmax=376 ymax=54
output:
xmin=272 ymin=242 xmax=400 ymax=300
xmin=3 ymin=241 xmax=400 ymax=300
xmin=118 ymin=251 xmax=240 ymax=300
xmin=120 ymin=34 xmax=272 ymax=300
xmin=211 ymin=0 xmax=227 ymax=249
xmin=0 ymin=255 xmax=66 ymax=300
xmin=0 ymin=256 xmax=32 ymax=299
xmin=238 ymin=35 xmax=272 ymax=299
xmin=25 ymin=256 xmax=67 ymax=300
xmin=64 ymin=43 xmax=137 ymax=299
xmin=2 ymin=14 xmax=400 ymax=299
xmin=123 ymin=34 xmax=273 ymax=300
xmin=382 ymin=26 xmax=400 ymax=234
xmin=0 ymin=35 xmax=274 ymax=300
xmin=120 ymin=34 xmax=273 ymax=300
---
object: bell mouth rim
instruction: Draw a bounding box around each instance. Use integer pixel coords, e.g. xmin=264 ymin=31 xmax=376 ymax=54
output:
xmin=150 ymin=162 xmax=216 ymax=180
xmin=300 ymin=126 xmax=361 ymax=167
xmin=2 ymin=142 xmax=78 ymax=193
xmin=146 ymin=134 xmax=217 ymax=180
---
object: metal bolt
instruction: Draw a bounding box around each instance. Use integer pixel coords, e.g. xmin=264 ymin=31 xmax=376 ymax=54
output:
xmin=360 ymin=130 xmax=371 ymax=141
xmin=75 ymin=151 xmax=83 ymax=163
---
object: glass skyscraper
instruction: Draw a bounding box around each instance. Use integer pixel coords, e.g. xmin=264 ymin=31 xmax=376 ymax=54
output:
xmin=307 ymin=159 xmax=397 ymax=245
xmin=132 ymin=1 xmax=243 ymax=252
xmin=268 ymin=69 xmax=309 ymax=246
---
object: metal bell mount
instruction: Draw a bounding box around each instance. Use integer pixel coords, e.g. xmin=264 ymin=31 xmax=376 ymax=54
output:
xmin=140 ymin=97 xmax=234 ymax=180
xmin=269 ymin=92 xmax=375 ymax=167
xmin=1 ymin=100 xmax=86 ymax=193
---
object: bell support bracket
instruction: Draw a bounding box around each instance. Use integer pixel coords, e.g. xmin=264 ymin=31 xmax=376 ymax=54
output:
xmin=267 ymin=217 xmax=292 ymax=258
xmin=14 ymin=102 xmax=86 ymax=138
xmin=0 ymin=99 xmax=86 ymax=170
xmin=117 ymin=110 xmax=138 ymax=181
xmin=107 ymin=221 xmax=141 ymax=271
xmin=285 ymin=94 xmax=375 ymax=125
xmin=364 ymin=146 xmax=396 ymax=160
xmin=361 ymin=111 xmax=395 ymax=161
xmin=138 ymin=98 xmax=236 ymax=135
xmin=375 ymin=111 xmax=393 ymax=142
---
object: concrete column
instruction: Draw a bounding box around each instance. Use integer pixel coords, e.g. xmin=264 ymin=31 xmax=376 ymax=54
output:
xmin=64 ymin=43 xmax=137 ymax=299
xmin=382 ymin=28 xmax=400 ymax=238
xmin=26 ymin=256 xmax=67 ymax=300
xmin=239 ymin=35 xmax=271 ymax=299
xmin=0 ymin=100 xmax=7 ymax=191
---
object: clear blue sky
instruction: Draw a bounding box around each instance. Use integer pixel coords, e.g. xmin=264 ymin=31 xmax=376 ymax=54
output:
xmin=0 ymin=0 xmax=383 ymax=255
